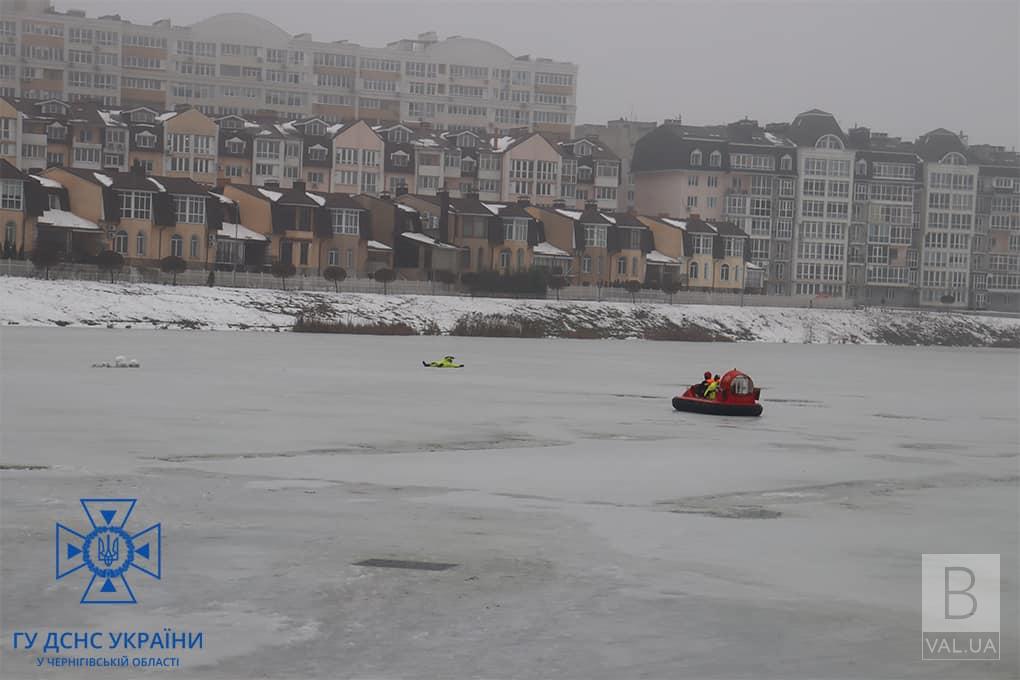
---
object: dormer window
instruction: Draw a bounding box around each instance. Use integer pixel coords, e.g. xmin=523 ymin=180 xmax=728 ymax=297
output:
xmin=389 ymin=128 xmax=410 ymax=143
xmin=458 ymin=133 xmax=476 ymax=148
xmin=131 ymin=110 xmax=155 ymax=124
xmin=780 ymin=154 xmax=793 ymax=171
xmin=941 ymin=152 xmax=966 ymax=165
xmin=47 ymin=123 xmax=66 ymax=140
xmin=308 ymin=144 xmax=327 ymax=161
xmin=690 ymin=149 xmax=702 ymax=166
xmin=575 ymin=141 xmax=592 ymax=156
xmin=855 ymin=159 xmax=867 ymax=176
xmin=225 ymin=138 xmax=245 ymax=154
xmin=391 ymin=150 xmax=409 ymax=167
xmin=41 ymin=102 xmax=65 ymax=114
xmin=135 ymin=131 xmax=156 ymax=149
xmin=816 ymin=134 xmax=844 ymax=150
xmin=219 ymin=117 xmax=243 ymax=130
xmin=709 ymin=150 xmax=722 ymax=168
xmin=305 ymin=121 xmax=325 ymax=136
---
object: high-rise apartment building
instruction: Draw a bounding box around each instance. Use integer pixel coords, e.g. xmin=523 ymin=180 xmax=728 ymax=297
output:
xmin=632 ymin=110 xmax=1020 ymax=310
xmin=0 ymin=0 xmax=578 ymax=135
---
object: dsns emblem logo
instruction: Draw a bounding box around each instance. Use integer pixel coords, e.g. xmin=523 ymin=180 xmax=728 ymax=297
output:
xmin=55 ymin=499 xmax=162 ymax=604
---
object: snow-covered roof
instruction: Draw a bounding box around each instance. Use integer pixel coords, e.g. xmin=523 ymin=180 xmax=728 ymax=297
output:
xmin=645 ymin=250 xmax=680 ymax=265
xmin=146 ymin=177 xmax=167 ymax=193
xmin=92 ymin=172 xmax=113 ymax=187
xmin=397 ymin=203 xmax=419 ymax=213
xmin=481 ymin=202 xmax=507 ymax=214
xmin=97 ymin=110 xmax=123 ymax=127
xmin=367 ymin=240 xmax=392 ymax=251
xmin=400 ymin=231 xmax=459 ymax=250
xmin=660 ymin=217 xmax=687 ymax=230
xmin=414 ymin=138 xmax=440 ymax=148
xmin=601 ymin=213 xmax=617 ymax=224
xmin=491 ymin=136 xmax=515 ymax=152
xmin=305 ymin=192 xmax=325 ymax=206
xmin=217 ymin=223 xmax=267 ymax=241
xmin=258 ymin=188 xmax=283 ymax=202
xmin=209 ymin=192 xmax=235 ymax=205
xmin=555 ymin=209 xmax=583 ymax=221
xmin=30 ymin=174 xmax=63 ymax=189
xmin=156 ymin=111 xmax=177 ymax=122
xmin=533 ymin=242 xmax=570 ymax=257
xmin=325 ymin=123 xmax=344 ymax=136
xmin=39 ymin=209 xmax=100 ymax=231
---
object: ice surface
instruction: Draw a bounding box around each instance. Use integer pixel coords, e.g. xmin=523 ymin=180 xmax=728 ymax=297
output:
xmin=0 ymin=328 xmax=1016 ymax=679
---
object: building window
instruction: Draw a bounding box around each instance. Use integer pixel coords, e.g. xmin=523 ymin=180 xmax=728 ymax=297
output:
xmin=617 ymin=257 xmax=626 ymax=275
xmin=816 ymin=134 xmax=844 ymax=150
xmin=190 ymin=235 xmax=199 ymax=258
xmin=499 ymin=249 xmax=511 ymax=269
xmin=170 ymin=234 xmax=183 ymax=257
xmin=0 ymin=180 xmax=23 ymax=210
xmin=328 ymin=249 xmax=338 ymax=266
xmin=331 ymin=209 xmax=360 ymax=235
xmin=690 ymin=150 xmax=702 ymax=166
xmin=173 ymin=195 xmax=206 ymax=224
xmin=300 ymin=242 xmax=309 ymax=265
xmin=113 ymin=230 xmax=128 ymax=254
xmin=780 ymin=155 xmax=793 ymax=171
xmin=688 ymin=175 xmax=699 ymax=187
xmin=687 ymin=195 xmax=698 ymax=209
xmin=582 ymin=255 xmax=592 ymax=273
xmin=720 ymin=264 xmax=730 ymax=281
xmin=503 ymin=218 xmax=529 ymax=242
xmin=135 ymin=231 xmax=146 ymax=256
xmin=689 ymin=261 xmax=698 ymax=280
xmin=709 ymin=150 xmax=722 ymax=168
xmin=120 ymin=191 xmax=153 ymax=220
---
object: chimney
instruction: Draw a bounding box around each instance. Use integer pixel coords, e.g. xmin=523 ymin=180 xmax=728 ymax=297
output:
xmin=516 ymin=196 xmax=531 ymax=207
xmin=292 ymin=180 xmax=306 ymax=193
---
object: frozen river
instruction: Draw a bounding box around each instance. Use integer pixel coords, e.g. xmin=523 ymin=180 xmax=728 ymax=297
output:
xmin=1 ymin=328 xmax=1017 ymax=679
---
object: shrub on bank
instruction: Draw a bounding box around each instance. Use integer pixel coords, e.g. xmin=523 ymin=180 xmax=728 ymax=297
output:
xmin=292 ymin=315 xmax=417 ymax=335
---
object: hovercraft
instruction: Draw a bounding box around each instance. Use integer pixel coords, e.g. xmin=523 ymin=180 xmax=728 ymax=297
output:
xmin=672 ymin=369 xmax=763 ymax=417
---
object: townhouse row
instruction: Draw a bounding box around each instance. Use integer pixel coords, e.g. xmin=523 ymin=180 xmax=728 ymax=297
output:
xmin=631 ymin=111 xmax=1020 ymax=311
xmin=0 ymin=1 xmax=577 ymax=135
xmin=0 ymin=158 xmax=756 ymax=294
xmin=0 ymin=96 xmax=621 ymax=209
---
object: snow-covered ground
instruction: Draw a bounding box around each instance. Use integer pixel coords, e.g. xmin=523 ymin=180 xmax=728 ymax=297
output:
xmin=1 ymin=328 xmax=1017 ymax=679
xmin=2 ymin=277 xmax=1019 ymax=346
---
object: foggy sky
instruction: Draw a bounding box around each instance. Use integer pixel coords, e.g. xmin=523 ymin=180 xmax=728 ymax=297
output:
xmin=54 ymin=0 xmax=1019 ymax=147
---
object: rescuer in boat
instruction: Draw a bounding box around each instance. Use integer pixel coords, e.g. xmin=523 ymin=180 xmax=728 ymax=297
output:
xmin=704 ymin=374 xmax=721 ymax=400
xmin=694 ymin=371 xmax=713 ymax=397
xmin=423 ymin=355 xmax=464 ymax=368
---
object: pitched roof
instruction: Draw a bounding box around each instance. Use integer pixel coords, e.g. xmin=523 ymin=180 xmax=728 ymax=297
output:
xmin=786 ymin=109 xmax=846 ymax=147
xmin=0 ymin=158 xmax=28 ymax=180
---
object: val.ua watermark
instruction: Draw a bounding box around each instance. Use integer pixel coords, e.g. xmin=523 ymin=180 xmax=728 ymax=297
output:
xmin=921 ymin=553 xmax=1000 ymax=660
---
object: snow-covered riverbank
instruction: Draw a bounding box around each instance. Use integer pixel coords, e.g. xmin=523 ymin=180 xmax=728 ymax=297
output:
xmin=2 ymin=277 xmax=1018 ymax=346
